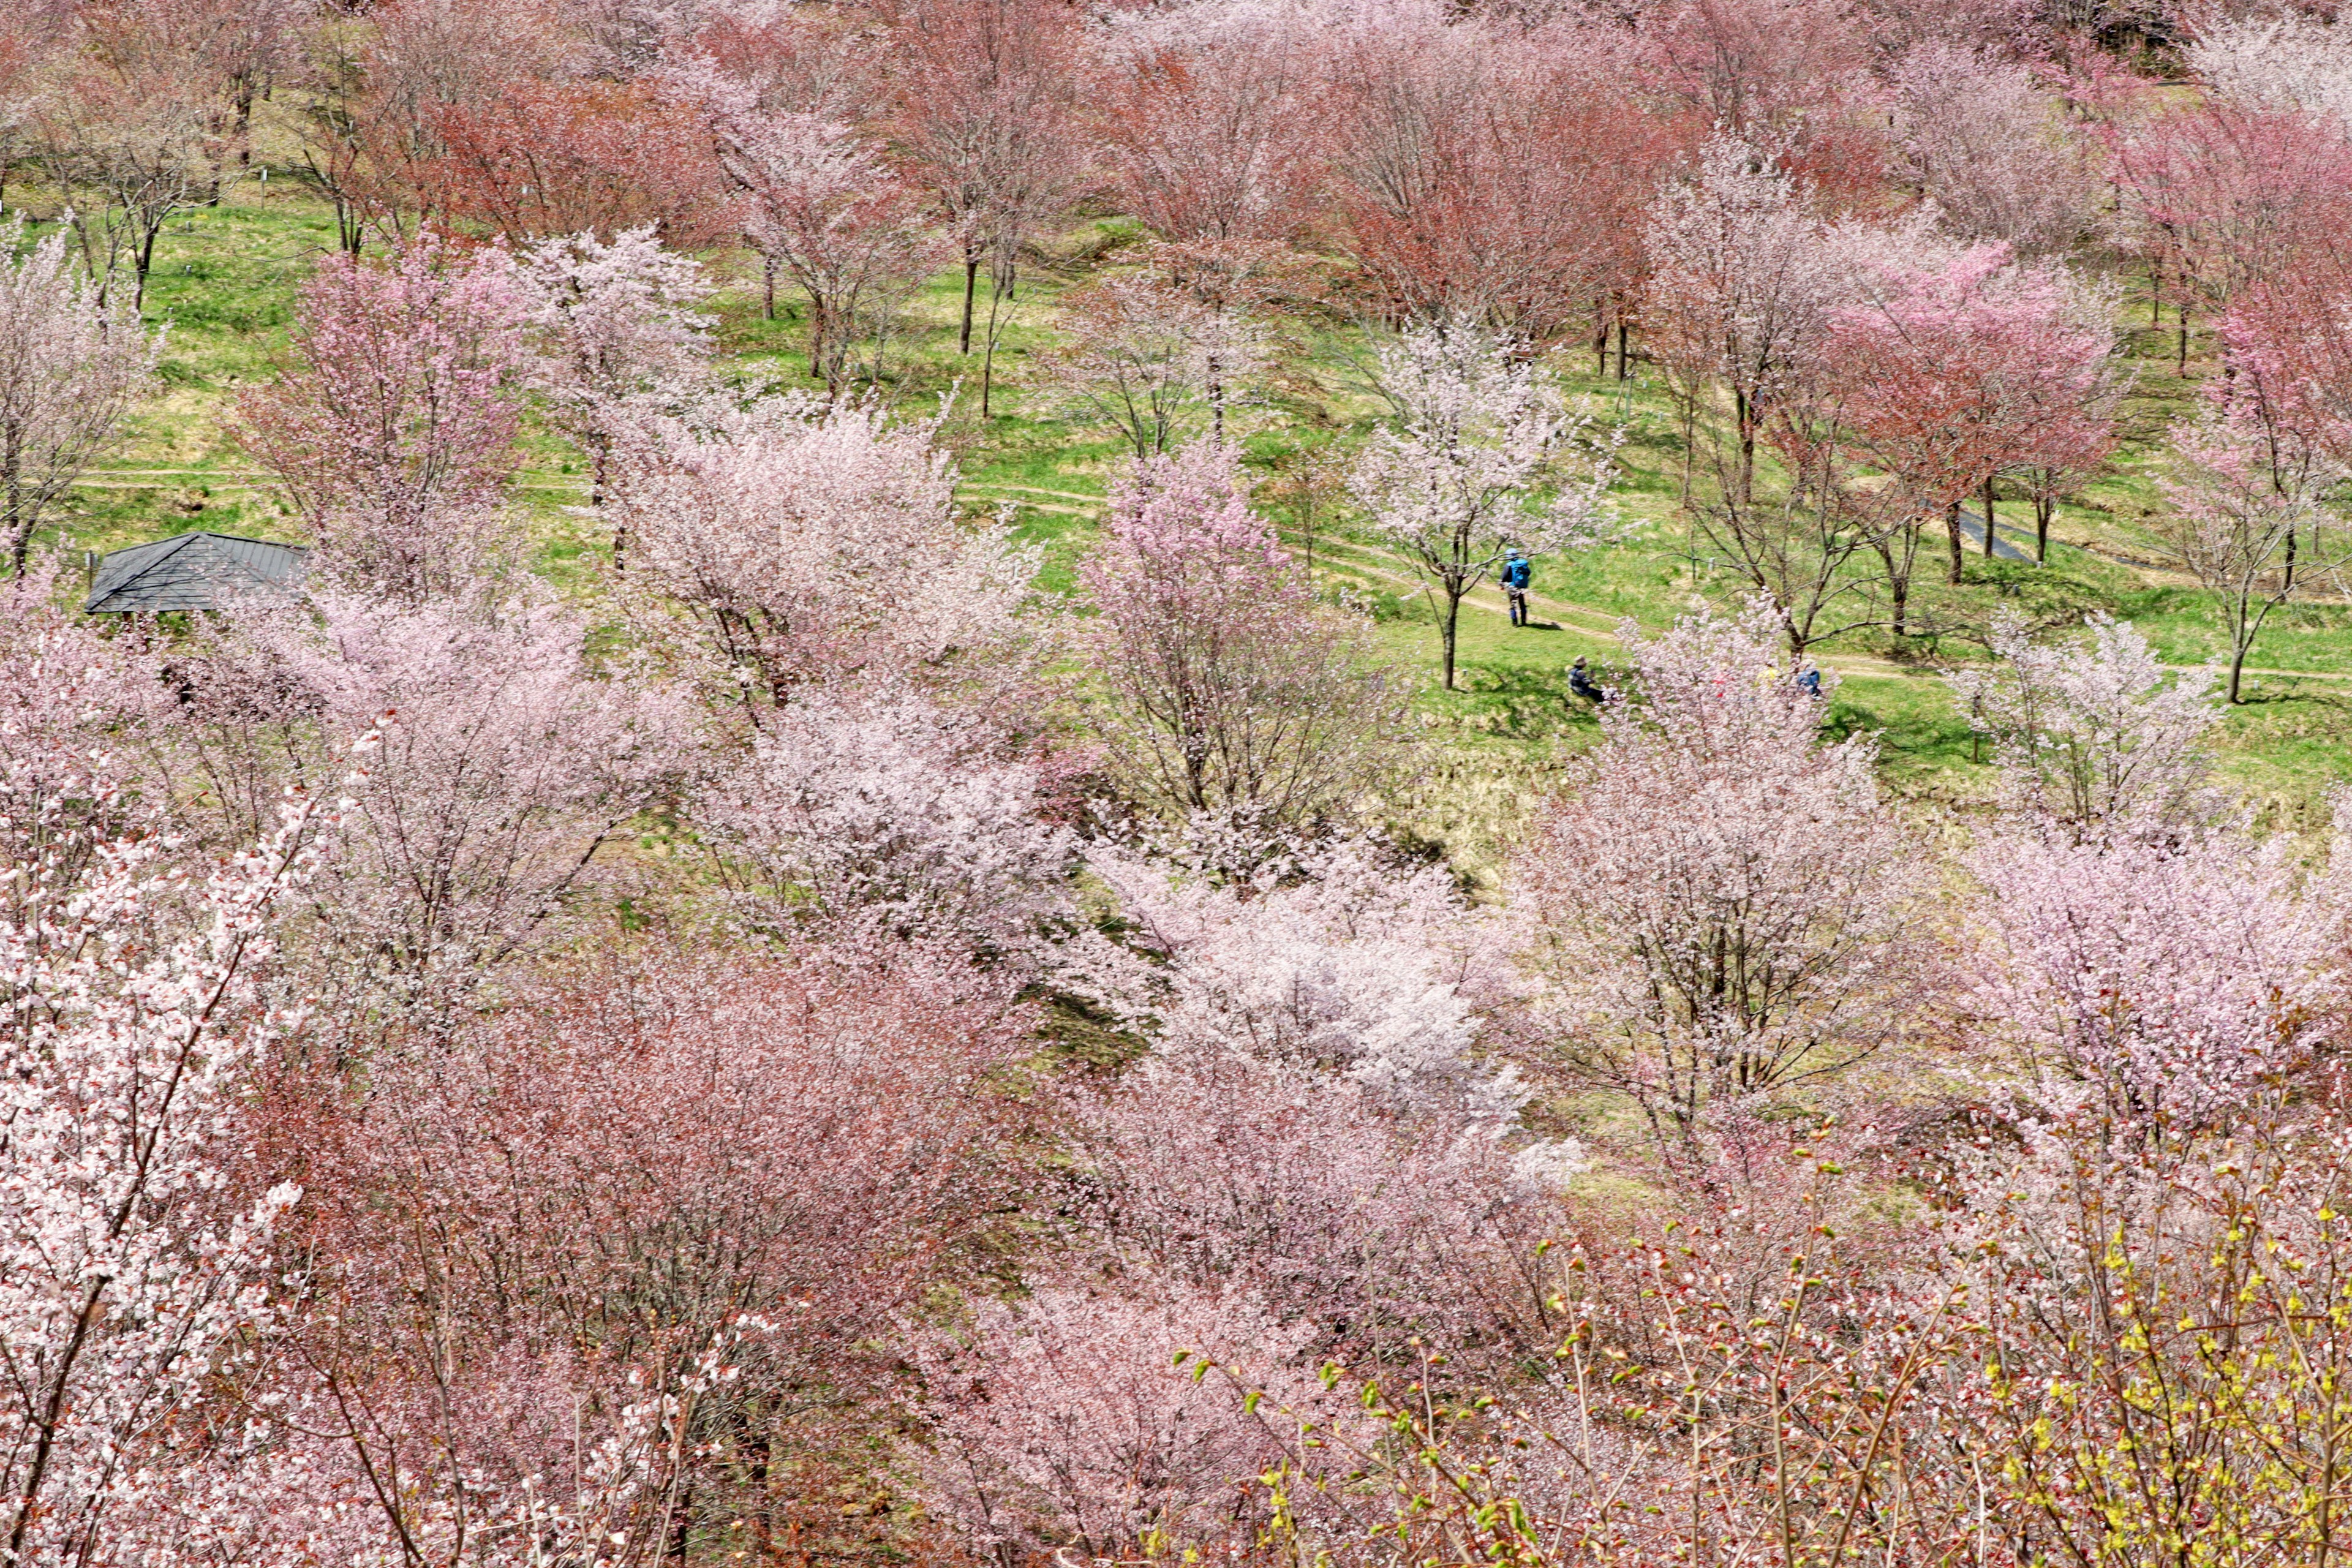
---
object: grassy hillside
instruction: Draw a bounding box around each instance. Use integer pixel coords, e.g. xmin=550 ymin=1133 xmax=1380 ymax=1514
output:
xmin=24 ymin=179 xmax=2352 ymax=852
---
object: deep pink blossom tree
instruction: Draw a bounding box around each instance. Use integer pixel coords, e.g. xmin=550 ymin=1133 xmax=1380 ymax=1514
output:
xmin=1822 ymin=244 xmax=2120 ymax=601
xmin=238 ymin=232 xmax=532 ymax=600
xmin=1082 ymin=441 xmax=1407 ymax=838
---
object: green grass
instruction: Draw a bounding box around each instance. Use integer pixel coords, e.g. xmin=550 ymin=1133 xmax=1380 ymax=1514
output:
xmin=17 ymin=181 xmax=2352 ymax=824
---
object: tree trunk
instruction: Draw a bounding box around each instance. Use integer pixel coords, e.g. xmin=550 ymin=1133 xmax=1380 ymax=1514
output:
xmin=1945 ymin=502 xmax=1964 ymax=585
xmin=2035 ymin=493 xmax=2052 ymax=564
xmin=1981 ymin=476 xmax=1997 ymax=557
xmin=2177 ymin=302 xmax=2190 ymax=372
xmin=1616 ymin=315 xmax=1630 ymax=382
xmin=959 ymin=254 xmax=978 ymax=354
xmin=1594 ymin=301 xmax=1607 ymax=375
xmin=2228 ymin=637 xmax=2247 ymax=704
xmin=763 ymin=254 xmax=776 ymax=321
xmin=1440 ymin=589 xmax=1461 ymax=690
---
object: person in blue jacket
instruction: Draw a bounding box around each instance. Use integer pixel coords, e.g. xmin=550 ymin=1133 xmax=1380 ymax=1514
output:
xmin=1502 ymin=550 xmax=1533 ymax=626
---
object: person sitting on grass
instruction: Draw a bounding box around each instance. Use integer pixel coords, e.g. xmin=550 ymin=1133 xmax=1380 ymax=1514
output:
xmin=1567 ymin=655 xmax=1604 ymax=706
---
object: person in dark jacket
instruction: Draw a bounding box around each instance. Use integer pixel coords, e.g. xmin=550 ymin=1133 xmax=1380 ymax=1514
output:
xmin=1567 ymin=655 xmax=1604 ymax=706
xmin=1502 ymin=551 xmax=1533 ymax=625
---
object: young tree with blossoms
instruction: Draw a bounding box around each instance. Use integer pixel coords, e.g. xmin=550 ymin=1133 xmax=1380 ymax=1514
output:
xmin=1349 ymin=323 xmax=1620 ymax=690
xmin=514 ymin=224 xmax=713 ymax=554
xmin=1046 ymin=275 xmax=1266 ymax=457
xmin=2160 ymin=408 xmax=2347 ymax=704
xmin=238 ymin=232 xmax=531 ymax=600
xmin=1643 ymin=136 xmax=1882 ymax=652
xmin=0 ymin=219 xmax=157 ymax=576
xmin=1515 ymin=601 xmax=1934 ymax=1160
xmin=881 ymin=0 xmax=1087 ymax=360
xmin=1082 ymin=441 xmax=1408 ymax=840
xmin=714 ymin=109 xmax=944 ymax=395
xmin=1948 ymin=611 xmax=2223 ymax=837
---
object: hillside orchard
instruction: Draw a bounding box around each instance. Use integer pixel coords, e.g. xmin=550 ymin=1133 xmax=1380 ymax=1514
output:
xmin=13 ymin=1 xmax=2352 ymax=1565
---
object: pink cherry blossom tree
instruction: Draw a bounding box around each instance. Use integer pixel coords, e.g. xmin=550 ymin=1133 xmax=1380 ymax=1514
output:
xmin=238 ymin=232 xmax=532 ymax=601
xmin=713 ymin=107 xmax=946 ymax=394
xmin=1886 ymin=43 xmax=2105 ymax=258
xmin=514 ymin=224 xmax=714 ymax=533
xmin=1947 ymin=610 xmax=2223 ymax=837
xmin=1082 ymin=441 xmax=1408 ymax=839
xmin=0 ymin=745 xmax=331 ymax=1564
xmin=175 ymin=586 xmax=695 ymax=1022
xmin=1515 ymin=600 xmax=1936 ymax=1159
xmin=1349 ymin=322 xmax=1621 ymax=689
xmin=263 ymin=946 xmax=1035 ymax=1565
xmin=696 ymin=688 xmax=1077 ymax=956
xmin=915 ymin=1281 xmax=1354 ymax=1564
xmin=881 ymin=0 xmax=1088 ymax=367
xmin=0 ymin=218 xmax=159 ymax=576
xmin=1642 ymin=135 xmax=1879 ymax=652
xmin=1821 ymin=244 xmax=2120 ymax=601
xmin=2159 ymin=407 xmax=2349 ymax=704
xmin=605 ymin=392 xmax=1036 ymax=724
xmin=1045 ymin=274 xmax=1267 ymax=456
xmin=1968 ymin=824 xmax=2339 ymax=1137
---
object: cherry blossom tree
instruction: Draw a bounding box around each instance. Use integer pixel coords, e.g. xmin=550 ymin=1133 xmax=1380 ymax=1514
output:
xmin=1091 ymin=9 xmax=1322 ymax=298
xmin=173 ymin=587 xmax=694 ymax=1022
xmin=881 ymin=0 xmax=1087 ymax=360
xmin=1887 ymin=43 xmax=2105 ymax=258
xmin=264 ymin=946 xmax=1033 ymax=1564
xmin=713 ymin=107 xmax=945 ymax=394
xmin=1822 ymin=244 xmax=2120 ymax=603
xmin=0 ymin=743 xmax=331 ymax=1564
xmin=696 ymin=688 xmax=1078 ymax=956
xmin=1046 ymin=274 xmax=1267 ymax=456
xmin=514 ymin=224 xmax=714 ymax=528
xmin=2160 ymin=408 xmax=2348 ymax=704
xmin=238 ymin=233 xmax=532 ymax=600
xmin=0 ymin=219 xmax=158 ymax=576
xmin=1644 ymin=135 xmax=1880 ymax=652
xmin=1349 ymin=323 xmax=1620 ymax=689
xmin=1085 ymin=836 xmax=1523 ymax=1127
xmin=1082 ymin=442 xmax=1408 ymax=839
xmin=916 ymin=1281 xmax=1352 ymax=1563
xmin=1968 ymin=824 xmax=2339 ymax=1136
xmin=605 ymin=392 xmax=1036 ymax=723
xmin=423 ymin=76 xmax=724 ymax=244
xmin=1948 ymin=611 xmax=2224 ymax=837
xmin=1326 ymin=18 xmax=1672 ymax=346
xmin=1515 ymin=601 xmax=1934 ymax=1159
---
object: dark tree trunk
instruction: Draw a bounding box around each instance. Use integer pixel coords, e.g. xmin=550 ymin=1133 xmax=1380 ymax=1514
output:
xmin=960 ymin=254 xmax=978 ymax=354
xmin=1981 ymin=475 xmax=1997 ymax=557
xmin=1945 ymin=501 xmax=1964 ymax=585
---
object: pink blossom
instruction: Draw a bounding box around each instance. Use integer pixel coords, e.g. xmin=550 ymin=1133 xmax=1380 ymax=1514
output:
xmin=238 ymin=232 xmax=532 ymax=600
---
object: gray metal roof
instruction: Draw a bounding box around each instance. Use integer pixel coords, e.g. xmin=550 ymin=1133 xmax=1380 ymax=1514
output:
xmin=84 ymin=532 xmax=310 ymax=614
